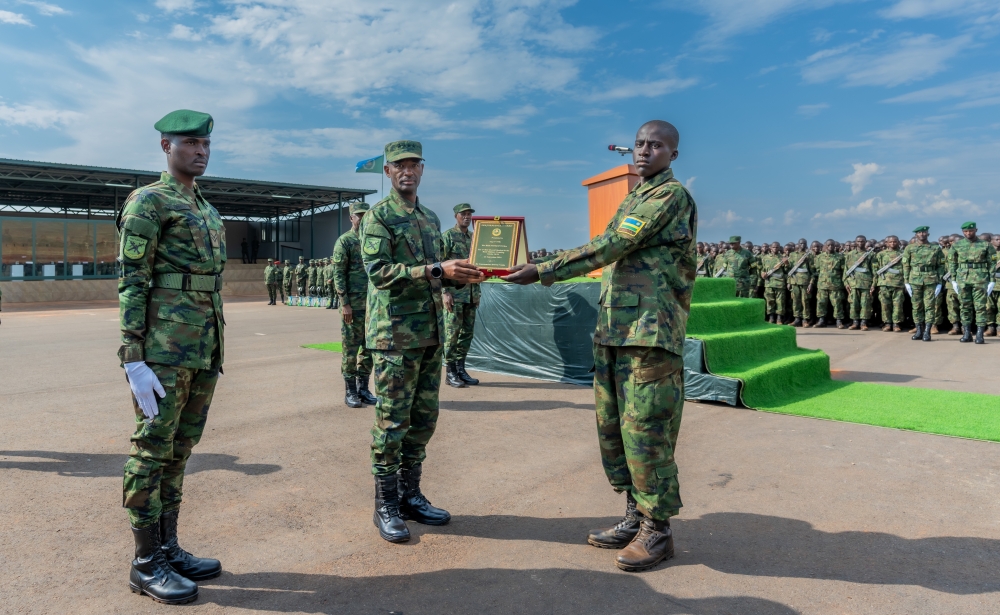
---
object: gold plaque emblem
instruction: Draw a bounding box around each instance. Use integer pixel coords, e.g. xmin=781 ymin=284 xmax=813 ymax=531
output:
xmin=491 ymin=228 xmax=502 ymax=237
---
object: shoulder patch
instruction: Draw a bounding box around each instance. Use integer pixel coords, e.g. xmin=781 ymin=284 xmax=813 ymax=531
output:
xmin=616 ymin=216 xmax=647 ymax=238
xmin=122 ymin=235 xmax=148 ymax=261
xmin=363 ymin=236 xmax=383 ymax=255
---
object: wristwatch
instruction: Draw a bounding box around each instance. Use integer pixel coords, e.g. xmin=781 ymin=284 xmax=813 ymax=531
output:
xmin=429 ymin=262 xmax=444 ymax=279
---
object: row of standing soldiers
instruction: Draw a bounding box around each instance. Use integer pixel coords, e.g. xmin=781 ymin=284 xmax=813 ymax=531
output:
xmin=263 ymin=256 xmax=343 ymax=306
xmin=699 ymin=223 xmax=999 ymax=343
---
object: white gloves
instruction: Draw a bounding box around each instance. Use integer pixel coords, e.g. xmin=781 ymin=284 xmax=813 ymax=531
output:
xmin=989 ymin=282 xmax=996 ymax=295
xmin=934 ymin=284 xmax=942 ymax=297
xmin=125 ymin=361 xmax=165 ymax=420
xmin=904 ymin=283 xmax=912 ymax=296
xmin=952 ymin=281 xmax=960 ymax=293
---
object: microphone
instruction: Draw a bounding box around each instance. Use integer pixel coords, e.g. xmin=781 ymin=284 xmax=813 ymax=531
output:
xmin=608 ymin=145 xmax=633 ymax=155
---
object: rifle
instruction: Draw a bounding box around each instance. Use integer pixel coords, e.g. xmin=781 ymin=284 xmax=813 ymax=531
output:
xmin=845 ymin=249 xmax=875 ymax=278
xmin=713 ymin=264 xmax=728 ymax=278
xmin=697 ymin=255 xmax=709 ymax=274
xmin=762 ymin=255 xmax=789 ymax=280
xmin=875 ymin=253 xmax=904 ymax=277
xmin=787 ymin=252 xmax=810 ymax=277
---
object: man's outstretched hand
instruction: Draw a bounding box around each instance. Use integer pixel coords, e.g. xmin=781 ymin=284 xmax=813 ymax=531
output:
xmin=502 ymin=263 xmax=540 ymax=285
xmin=438 ymin=259 xmax=485 ymax=284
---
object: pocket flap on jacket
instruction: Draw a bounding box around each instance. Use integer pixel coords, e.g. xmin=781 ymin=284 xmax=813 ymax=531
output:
xmin=604 ymin=293 xmax=639 ymax=308
xmin=655 ymin=462 xmax=678 ymax=479
xmin=389 ymin=300 xmax=430 ymax=316
xmin=157 ymin=305 xmax=207 ymax=326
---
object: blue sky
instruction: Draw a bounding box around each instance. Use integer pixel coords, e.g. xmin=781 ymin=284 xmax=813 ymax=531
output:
xmin=1 ymin=0 xmax=998 ymax=249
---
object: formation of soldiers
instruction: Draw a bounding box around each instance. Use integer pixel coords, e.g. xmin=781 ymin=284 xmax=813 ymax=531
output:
xmin=699 ymin=224 xmax=999 ymax=343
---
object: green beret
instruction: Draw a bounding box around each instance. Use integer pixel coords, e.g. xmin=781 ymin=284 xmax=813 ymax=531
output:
xmin=385 ymin=140 xmax=423 ymax=163
xmin=961 ymin=221 xmax=977 ymax=230
xmin=912 ymin=226 xmax=929 ymax=233
xmin=154 ymin=109 xmax=213 ymax=137
xmin=454 ymin=203 xmax=474 ymax=214
xmin=729 ymin=235 xmax=741 ymax=243
xmin=350 ymin=201 xmax=371 ymax=215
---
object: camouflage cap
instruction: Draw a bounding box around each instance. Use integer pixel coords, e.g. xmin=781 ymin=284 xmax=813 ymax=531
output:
xmin=350 ymin=201 xmax=371 ymax=215
xmin=453 ymin=203 xmax=474 ymax=214
xmin=299 ymin=256 xmax=305 ymax=260
xmin=154 ymin=109 xmax=213 ymax=136
xmin=729 ymin=235 xmax=741 ymax=243
xmin=267 ymin=257 xmax=274 ymax=262
xmin=913 ymin=225 xmax=929 ymax=233
xmin=284 ymin=260 xmax=290 ymax=264
xmin=961 ymin=221 xmax=977 ymax=230
xmin=384 ymin=140 xmax=423 ymax=163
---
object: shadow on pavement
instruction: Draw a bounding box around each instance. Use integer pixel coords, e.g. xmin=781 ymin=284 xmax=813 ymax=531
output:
xmin=474 ymin=381 xmax=585 ymax=390
xmin=831 ymin=370 xmax=919 ymax=383
xmin=440 ymin=399 xmax=593 ymax=411
xmin=197 ymin=568 xmax=799 ymax=615
xmin=0 ymin=451 xmax=281 ymax=477
xmin=433 ymin=513 xmax=999 ymax=595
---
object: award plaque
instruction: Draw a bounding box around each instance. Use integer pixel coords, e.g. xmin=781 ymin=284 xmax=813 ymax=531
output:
xmin=468 ymin=216 xmax=529 ymax=277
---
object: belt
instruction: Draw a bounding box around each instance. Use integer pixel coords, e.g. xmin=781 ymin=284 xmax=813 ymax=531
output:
xmin=962 ymin=263 xmax=988 ymax=269
xmin=915 ymin=265 xmax=936 ymax=272
xmin=151 ymin=273 xmax=223 ymax=292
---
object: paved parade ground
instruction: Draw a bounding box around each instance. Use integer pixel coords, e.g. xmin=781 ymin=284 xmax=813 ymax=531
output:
xmin=2 ymin=299 xmax=1000 ymax=615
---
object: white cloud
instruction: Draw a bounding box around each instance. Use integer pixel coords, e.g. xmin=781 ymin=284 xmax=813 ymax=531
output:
xmin=169 ymin=24 xmax=202 ymax=41
xmin=797 ymin=103 xmax=829 ymax=116
xmin=216 ymin=126 xmax=400 ymax=166
xmin=19 ymin=1 xmax=66 ymax=16
xmin=896 ymin=177 xmax=936 ymax=198
xmin=0 ymin=10 xmax=31 ymax=25
xmin=665 ymin=0 xmax=851 ymax=46
xmin=789 ymin=140 xmax=874 ymax=149
xmin=684 ymin=176 xmax=697 ymax=192
xmin=0 ymin=103 xmax=79 ymax=128
xmin=761 ymin=216 xmax=775 ymax=225
xmin=783 ymin=209 xmax=799 ymax=225
xmin=883 ymin=72 xmax=1000 ymax=108
xmin=382 ymin=108 xmax=450 ymax=129
xmin=587 ymin=77 xmax=698 ymax=102
xmin=801 ymin=33 xmax=970 ymax=87
xmin=881 ymin=0 xmax=997 ymax=19
xmin=703 ymin=209 xmax=748 ymax=228
xmin=156 ymin=0 xmax=198 ymax=13
xmin=813 ymin=178 xmax=983 ymax=220
xmin=841 ymin=162 xmax=884 ymax=195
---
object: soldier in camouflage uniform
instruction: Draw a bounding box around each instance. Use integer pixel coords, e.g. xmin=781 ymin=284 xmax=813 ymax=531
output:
xmin=295 ymin=256 xmax=308 ymax=297
xmin=275 ymin=258 xmax=285 ymax=304
xmin=843 ymin=235 xmax=875 ymax=330
xmin=715 ymin=236 xmax=753 ymax=298
xmin=760 ymin=242 xmax=789 ymax=324
xmin=117 ymin=110 xmax=225 ymax=604
xmin=281 ymin=259 xmax=293 ymax=303
xmin=813 ymin=240 xmax=846 ymax=329
xmin=264 ymin=257 xmax=278 ymax=305
xmin=359 ymin=140 xmax=483 ymax=544
xmin=744 ymin=241 xmax=762 ymax=298
xmin=506 ymin=120 xmax=695 ymax=573
xmin=949 ymin=221 xmax=997 ymax=344
xmin=695 ymin=242 xmax=713 ymax=277
xmin=987 ymin=234 xmax=1000 ymax=337
xmin=935 ymin=236 xmax=961 ymax=334
xmin=902 ymin=226 xmax=945 ymax=342
xmin=442 ymin=203 xmax=482 ymax=388
xmin=874 ymin=236 xmax=906 ymax=332
xmin=786 ymin=239 xmax=815 ymax=327
xmin=333 ymin=201 xmax=376 ymax=407
xmin=307 ymin=259 xmax=319 ymax=297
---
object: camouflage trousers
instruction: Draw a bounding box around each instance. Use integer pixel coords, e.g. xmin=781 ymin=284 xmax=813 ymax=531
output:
xmin=284 ymin=280 xmax=293 ymax=301
xmin=909 ymin=284 xmax=938 ymax=324
xmin=341 ymin=310 xmax=373 ymax=379
xmin=789 ymin=284 xmax=812 ymax=319
xmin=593 ymin=344 xmax=684 ymax=521
xmin=733 ymin=278 xmax=753 ymax=299
xmin=846 ymin=285 xmax=873 ymax=320
xmin=988 ymin=289 xmax=999 ymax=325
xmin=879 ymin=287 xmax=906 ymax=324
xmin=370 ymin=345 xmax=443 ymax=477
xmin=763 ymin=287 xmax=787 ymax=316
xmin=816 ymin=288 xmax=845 ymax=319
xmin=444 ymin=302 xmax=477 ymax=363
xmin=267 ymin=283 xmax=278 ymax=303
xmin=123 ymin=364 xmax=218 ymax=528
xmin=958 ymin=284 xmax=989 ymax=326
xmin=297 ymin=284 xmax=307 ymax=296
xmin=936 ymin=289 xmax=961 ymax=326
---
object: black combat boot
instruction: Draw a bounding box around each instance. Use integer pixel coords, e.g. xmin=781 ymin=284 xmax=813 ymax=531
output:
xmin=456 ymin=360 xmax=480 ymax=386
xmin=976 ymin=326 xmax=986 ymax=344
xmin=836 ymin=319 xmax=846 ymax=329
xmin=445 ymin=362 xmax=466 ymax=388
xmin=398 ymin=464 xmax=451 ymax=525
xmin=814 ymin=317 xmax=827 ymax=328
xmin=792 ymin=317 xmax=802 ymax=327
xmin=922 ymin=325 xmax=932 ymax=342
xmin=356 ymin=374 xmax=377 ymax=405
xmin=129 ymin=522 xmax=199 ymax=605
xmin=960 ymin=324 xmax=973 ymax=343
xmin=374 ymin=474 xmax=410 ymax=543
xmin=615 ymin=518 xmax=674 ymax=572
xmin=345 ymin=378 xmax=362 ymax=408
xmin=911 ymin=323 xmax=923 ymax=340
xmin=159 ymin=509 xmax=222 ymax=581
xmin=588 ymin=492 xmax=641 ymax=549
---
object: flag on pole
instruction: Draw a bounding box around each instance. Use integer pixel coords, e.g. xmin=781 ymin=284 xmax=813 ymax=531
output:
xmin=355 ymin=154 xmax=384 ymax=173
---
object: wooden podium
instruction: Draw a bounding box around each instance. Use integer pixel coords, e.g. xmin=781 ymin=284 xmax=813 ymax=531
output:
xmin=580 ymin=164 xmax=639 ymax=277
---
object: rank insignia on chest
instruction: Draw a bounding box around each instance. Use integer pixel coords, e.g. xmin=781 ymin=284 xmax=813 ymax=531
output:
xmin=122 ymin=235 xmax=148 ymax=260
xmin=363 ymin=237 xmax=382 ymax=255
xmin=617 ymin=216 xmax=646 ymax=238
xmin=210 ymin=230 xmax=220 ymax=248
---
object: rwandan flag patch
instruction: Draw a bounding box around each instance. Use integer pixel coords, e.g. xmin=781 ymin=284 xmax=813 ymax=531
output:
xmin=617 ymin=216 xmax=646 ymax=238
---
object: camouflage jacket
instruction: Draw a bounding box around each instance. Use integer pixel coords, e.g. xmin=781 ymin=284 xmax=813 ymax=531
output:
xmin=360 ymin=189 xmax=457 ymax=351
xmin=813 ymin=252 xmax=845 ymax=290
xmin=748 ymin=253 xmax=762 ymax=286
xmin=295 ymin=263 xmax=308 ymax=286
xmin=759 ymin=254 xmax=790 ymax=289
xmin=949 ymin=238 xmax=997 ymax=285
xmin=282 ymin=265 xmax=293 ymax=285
xmin=902 ymin=242 xmax=946 ymax=285
xmin=317 ymin=265 xmax=327 ymax=291
xmin=875 ymin=249 xmax=905 ymax=288
xmin=117 ymin=171 xmax=226 ymax=369
xmin=274 ymin=265 xmax=283 ymax=283
xmin=332 ymin=229 xmax=368 ymax=310
xmin=536 ymin=167 xmax=697 ymax=356
xmin=786 ymin=251 xmax=815 ymax=286
xmin=264 ymin=264 xmax=278 ymax=284
xmin=716 ymin=249 xmax=752 ymax=281
xmin=843 ymin=249 xmax=875 ymax=288
xmin=441 ymin=226 xmax=481 ymax=304
xmin=695 ymin=253 xmax=714 ymax=277
xmin=308 ymin=265 xmax=318 ymax=287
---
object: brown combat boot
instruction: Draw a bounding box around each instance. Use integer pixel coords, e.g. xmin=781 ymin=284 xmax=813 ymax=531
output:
xmin=615 ymin=518 xmax=674 ymax=572
xmin=930 ymin=324 xmax=940 ymax=334
xmin=892 ymin=324 xmax=902 ymax=332
xmin=860 ymin=320 xmax=869 ymax=331
xmin=848 ymin=320 xmax=860 ymax=330
xmin=987 ymin=325 xmax=997 ymax=337
xmin=949 ymin=324 xmax=962 ymax=335
xmin=882 ymin=323 xmax=892 ymax=332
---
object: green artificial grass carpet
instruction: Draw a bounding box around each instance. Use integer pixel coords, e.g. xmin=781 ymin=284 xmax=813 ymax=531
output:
xmin=304 ymin=342 xmax=342 ymax=352
xmin=689 ymin=278 xmax=1000 ymax=442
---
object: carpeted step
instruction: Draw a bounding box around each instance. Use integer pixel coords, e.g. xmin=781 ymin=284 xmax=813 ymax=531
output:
xmin=687 ymin=299 xmax=765 ymax=333
xmin=691 ymin=325 xmax=800 ymax=366
xmin=712 ymin=349 xmax=831 ymax=409
xmin=691 ymin=278 xmax=737 ymax=303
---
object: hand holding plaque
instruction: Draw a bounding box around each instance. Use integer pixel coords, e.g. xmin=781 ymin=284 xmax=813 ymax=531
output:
xmin=468 ymin=216 xmax=530 ymax=278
